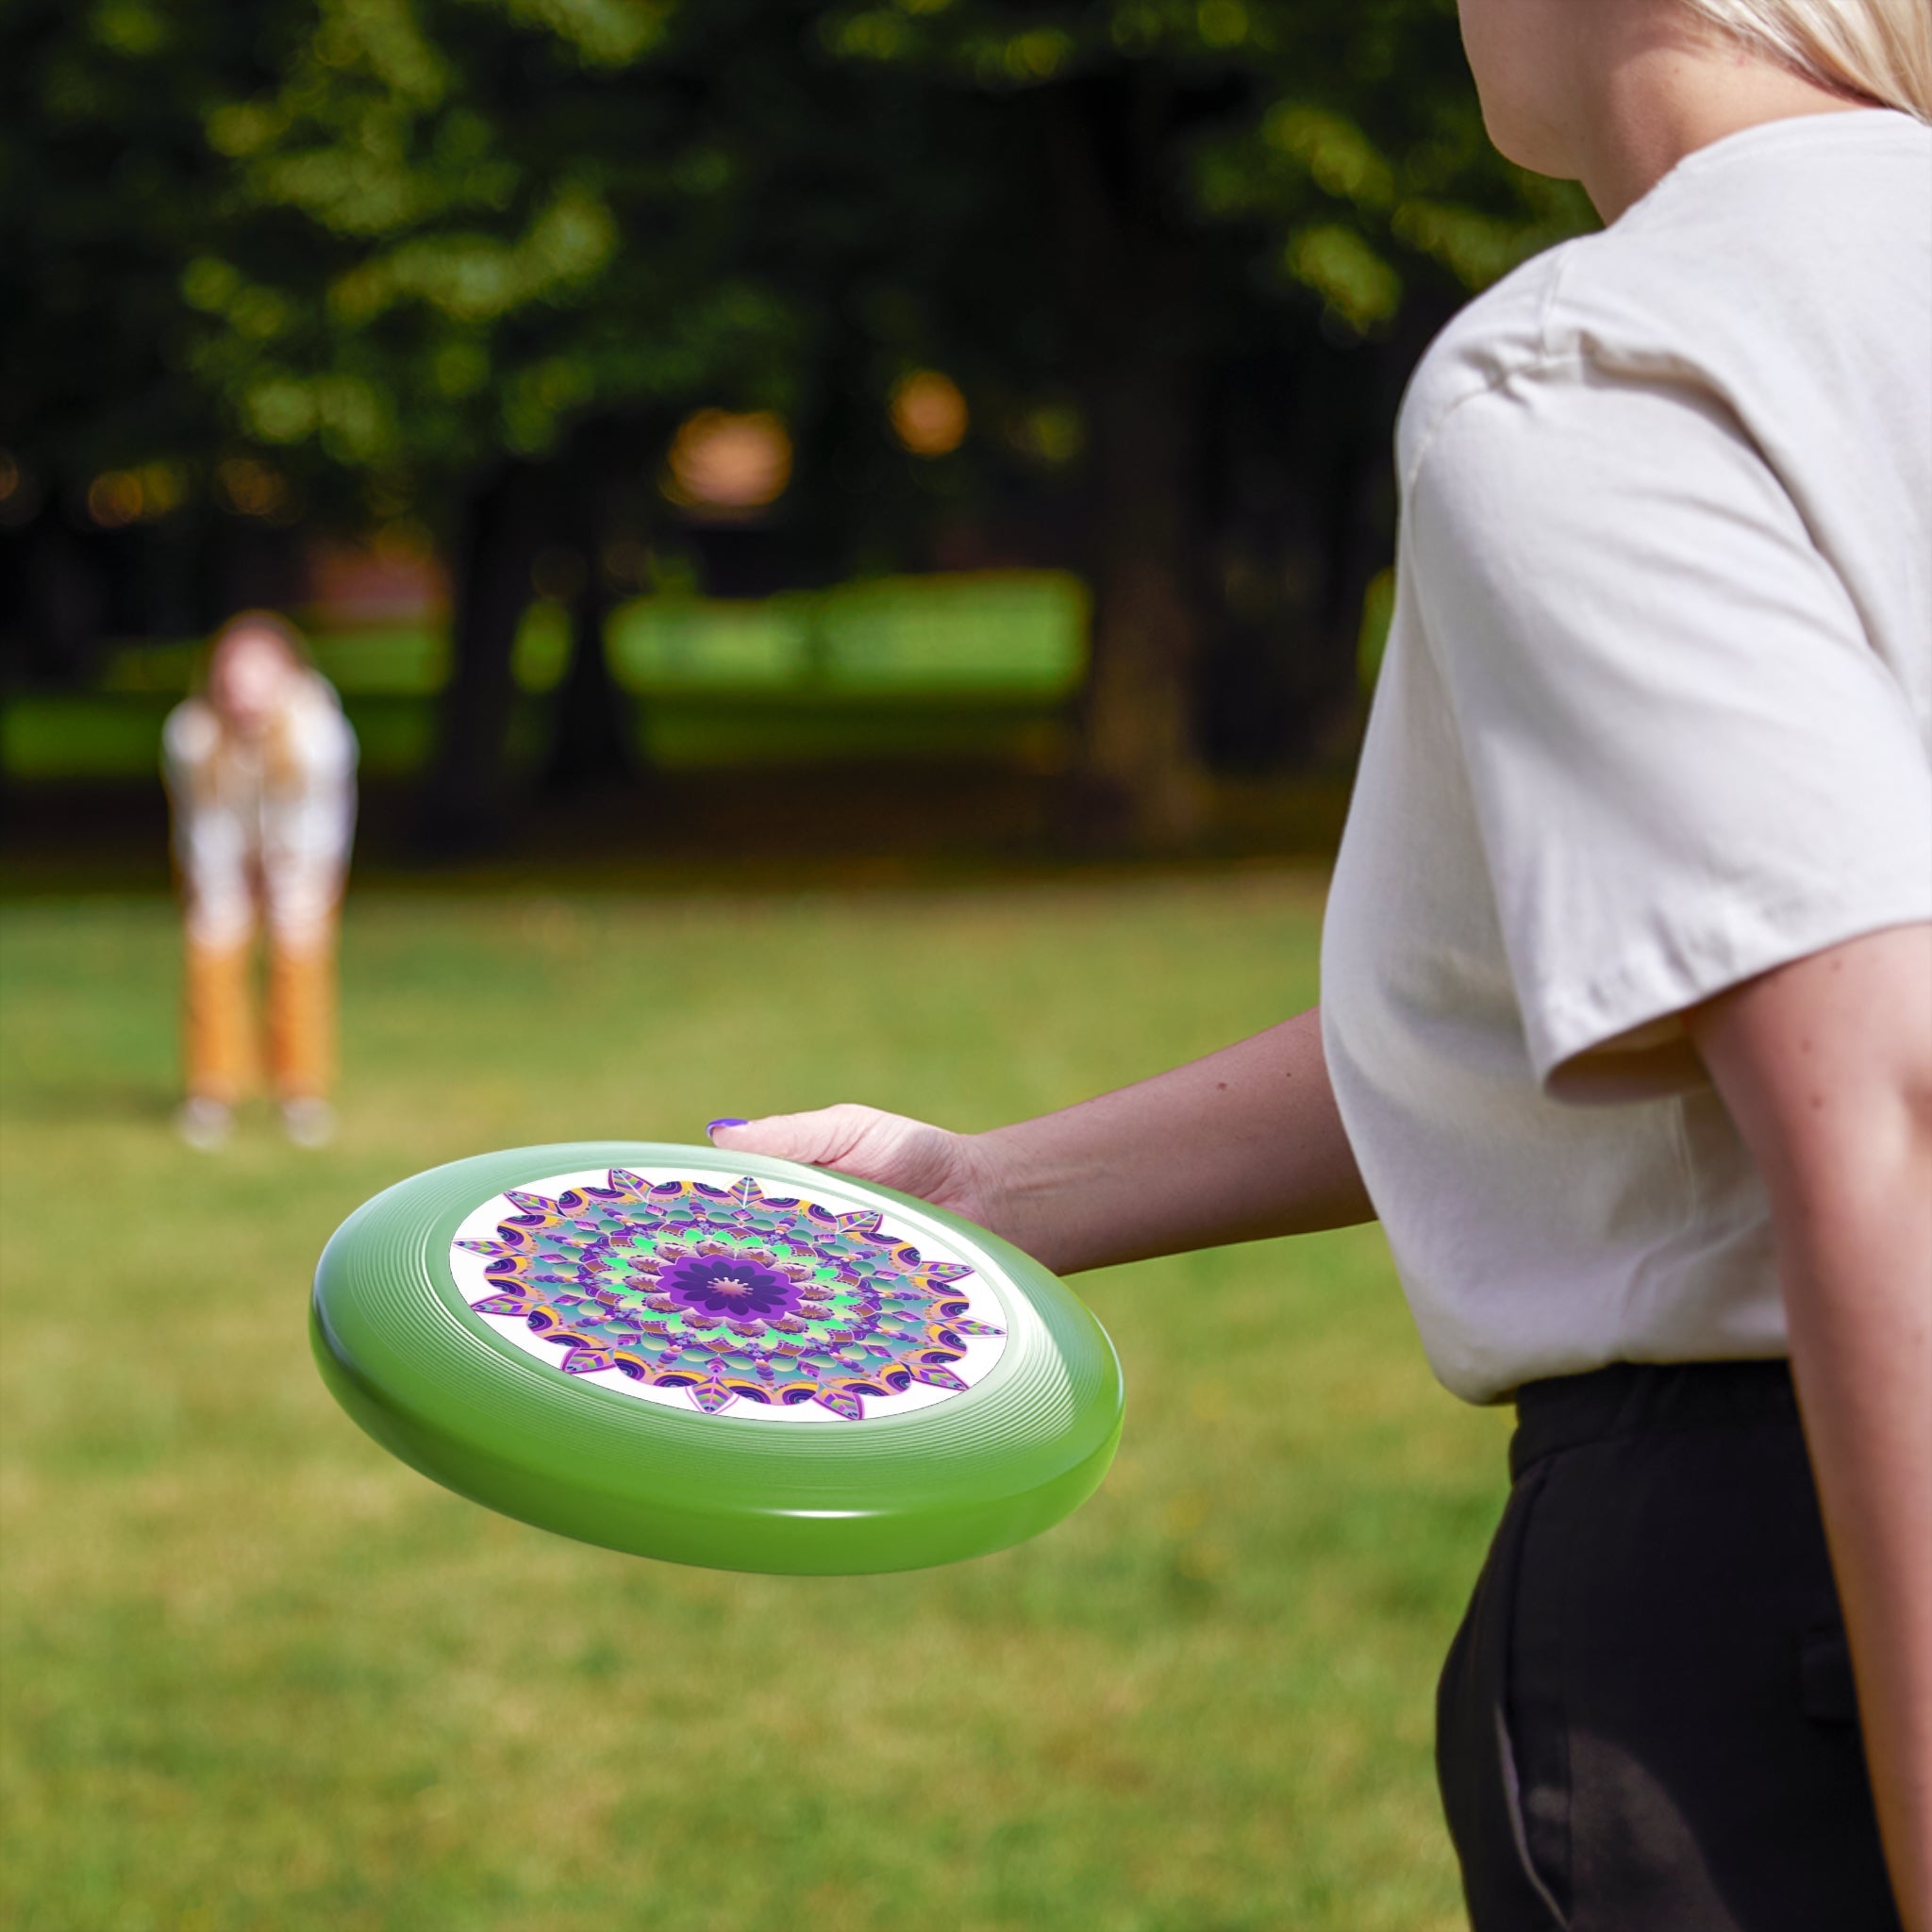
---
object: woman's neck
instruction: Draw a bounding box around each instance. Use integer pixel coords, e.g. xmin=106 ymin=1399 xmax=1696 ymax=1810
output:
xmin=1574 ymin=16 xmax=1876 ymax=223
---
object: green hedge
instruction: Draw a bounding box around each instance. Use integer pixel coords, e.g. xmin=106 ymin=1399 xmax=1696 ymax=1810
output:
xmin=6 ymin=573 xmax=1088 ymax=780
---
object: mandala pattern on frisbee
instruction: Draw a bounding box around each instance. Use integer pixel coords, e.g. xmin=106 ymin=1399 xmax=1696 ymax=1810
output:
xmin=451 ymin=1169 xmax=1007 ymax=1423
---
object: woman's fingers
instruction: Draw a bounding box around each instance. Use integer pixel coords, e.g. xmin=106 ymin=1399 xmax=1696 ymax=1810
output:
xmin=708 ymin=1106 xmax=874 ymax=1168
xmin=707 ymin=1105 xmax=969 ymax=1208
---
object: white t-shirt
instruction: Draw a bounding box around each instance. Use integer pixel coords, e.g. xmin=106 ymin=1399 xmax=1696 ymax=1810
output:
xmin=1322 ymin=109 xmax=1932 ymax=1405
xmin=163 ymin=671 xmax=358 ymax=950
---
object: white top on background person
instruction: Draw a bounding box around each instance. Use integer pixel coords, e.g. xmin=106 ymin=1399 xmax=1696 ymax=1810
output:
xmin=1321 ymin=106 xmax=1932 ymax=1404
xmin=162 ymin=620 xmax=358 ymax=953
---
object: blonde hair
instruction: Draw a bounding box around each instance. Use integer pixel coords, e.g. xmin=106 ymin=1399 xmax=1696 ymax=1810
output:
xmin=1682 ymin=0 xmax=1932 ymax=121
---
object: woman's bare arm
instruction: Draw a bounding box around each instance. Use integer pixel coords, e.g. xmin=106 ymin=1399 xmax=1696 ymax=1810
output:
xmin=1689 ymin=923 xmax=1932 ymax=1932
xmin=710 ymin=1005 xmax=1374 ymax=1275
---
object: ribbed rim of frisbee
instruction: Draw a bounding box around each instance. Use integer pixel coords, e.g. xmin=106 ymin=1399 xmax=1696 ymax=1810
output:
xmin=311 ymin=1141 xmax=1124 ymax=1573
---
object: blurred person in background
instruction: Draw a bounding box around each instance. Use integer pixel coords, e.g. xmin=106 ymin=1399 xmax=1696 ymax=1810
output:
xmin=711 ymin=0 xmax=1932 ymax=1926
xmin=163 ymin=611 xmax=358 ymax=1151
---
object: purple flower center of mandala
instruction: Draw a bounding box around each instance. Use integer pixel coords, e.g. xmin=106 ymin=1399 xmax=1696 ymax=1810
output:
xmin=658 ymin=1253 xmax=799 ymax=1320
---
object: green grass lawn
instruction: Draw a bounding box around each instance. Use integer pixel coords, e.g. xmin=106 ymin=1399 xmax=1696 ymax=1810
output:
xmin=0 ymin=875 xmax=1506 ymax=1932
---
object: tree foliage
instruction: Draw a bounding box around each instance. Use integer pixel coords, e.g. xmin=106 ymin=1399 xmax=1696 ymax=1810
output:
xmin=4 ymin=0 xmax=1594 ymax=838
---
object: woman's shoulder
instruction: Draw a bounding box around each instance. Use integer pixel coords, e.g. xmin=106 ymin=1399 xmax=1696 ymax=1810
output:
xmin=1394 ymin=209 xmax=1755 ymax=490
xmin=283 ymin=673 xmax=358 ymax=768
xmin=291 ymin=667 xmax=345 ymax=716
xmin=162 ymin=696 xmax=221 ymax=768
xmin=1395 ymin=243 xmax=1583 ymax=485
xmin=1398 ymin=110 xmax=1932 ymax=490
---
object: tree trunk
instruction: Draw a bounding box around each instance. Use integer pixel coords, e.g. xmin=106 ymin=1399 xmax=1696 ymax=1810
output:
xmin=13 ymin=508 xmax=107 ymax=687
xmin=541 ymin=553 xmax=634 ymax=798
xmin=1045 ymin=75 xmax=1210 ymax=848
xmin=417 ymin=460 xmax=541 ymax=857
xmin=1079 ymin=360 xmax=1206 ymax=844
xmin=541 ymin=418 xmax=658 ymax=799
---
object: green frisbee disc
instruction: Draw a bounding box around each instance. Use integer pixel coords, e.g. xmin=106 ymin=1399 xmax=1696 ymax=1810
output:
xmin=311 ymin=1142 xmax=1124 ymax=1574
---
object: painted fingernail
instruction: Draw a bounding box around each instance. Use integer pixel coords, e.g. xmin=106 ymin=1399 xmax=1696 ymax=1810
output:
xmin=707 ymin=1118 xmax=748 ymax=1138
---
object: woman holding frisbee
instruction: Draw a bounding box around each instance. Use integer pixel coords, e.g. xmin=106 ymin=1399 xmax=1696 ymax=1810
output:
xmin=164 ymin=611 xmax=358 ymax=1150
xmin=713 ymin=1 xmax=1932 ymax=1924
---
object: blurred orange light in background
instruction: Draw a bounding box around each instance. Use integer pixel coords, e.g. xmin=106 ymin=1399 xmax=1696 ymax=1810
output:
xmin=890 ymin=371 xmax=969 ymax=457
xmin=214 ymin=457 xmax=291 ymax=521
xmin=85 ymin=462 xmax=188 ymax=528
xmin=663 ymin=409 xmax=792 ymax=514
xmin=86 ymin=471 xmax=146 ymax=528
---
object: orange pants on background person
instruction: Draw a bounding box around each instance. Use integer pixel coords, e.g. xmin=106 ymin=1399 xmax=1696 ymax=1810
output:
xmin=182 ymin=918 xmax=340 ymax=1111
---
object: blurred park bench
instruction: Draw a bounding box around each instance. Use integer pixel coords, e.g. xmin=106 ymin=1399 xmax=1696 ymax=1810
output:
xmin=2 ymin=571 xmax=1088 ymax=782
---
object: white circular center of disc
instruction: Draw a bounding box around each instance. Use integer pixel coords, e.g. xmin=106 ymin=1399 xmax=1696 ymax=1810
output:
xmin=451 ymin=1166 xmax=1008 ymax=1424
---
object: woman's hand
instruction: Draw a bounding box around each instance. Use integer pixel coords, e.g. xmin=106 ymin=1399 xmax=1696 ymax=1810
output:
xmin=708 ymin=1106 xmax=1009 ymax=1231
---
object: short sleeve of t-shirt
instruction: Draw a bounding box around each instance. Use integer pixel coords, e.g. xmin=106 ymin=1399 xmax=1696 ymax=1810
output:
xmin=1408 ymin=363 xmax=1932 ymax=1094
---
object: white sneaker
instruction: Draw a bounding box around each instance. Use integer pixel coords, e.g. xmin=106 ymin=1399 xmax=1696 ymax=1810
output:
xmin=175 ymin=1096 xmax=233 ymax=1151
xmin=280 ymin=1097 xmax=337 ymax=1149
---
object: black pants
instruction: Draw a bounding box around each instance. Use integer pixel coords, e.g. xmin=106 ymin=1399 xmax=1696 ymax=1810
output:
xmin=1436 ymin=1360 xmax=1901 ymax=1932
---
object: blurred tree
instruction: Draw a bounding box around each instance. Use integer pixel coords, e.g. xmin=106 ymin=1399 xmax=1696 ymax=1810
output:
xmin=808 ymin=0 xmax=1592 ymax=835
xmin=0 ymin=0 xmax=305 ymax=681
xmin=4 ymin=0 xmax=1591 ymax=843
xmin=165 ymin=0 xmax=795 ymax=843
xmin=154 ymin=0 xmax=960 ymax=844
